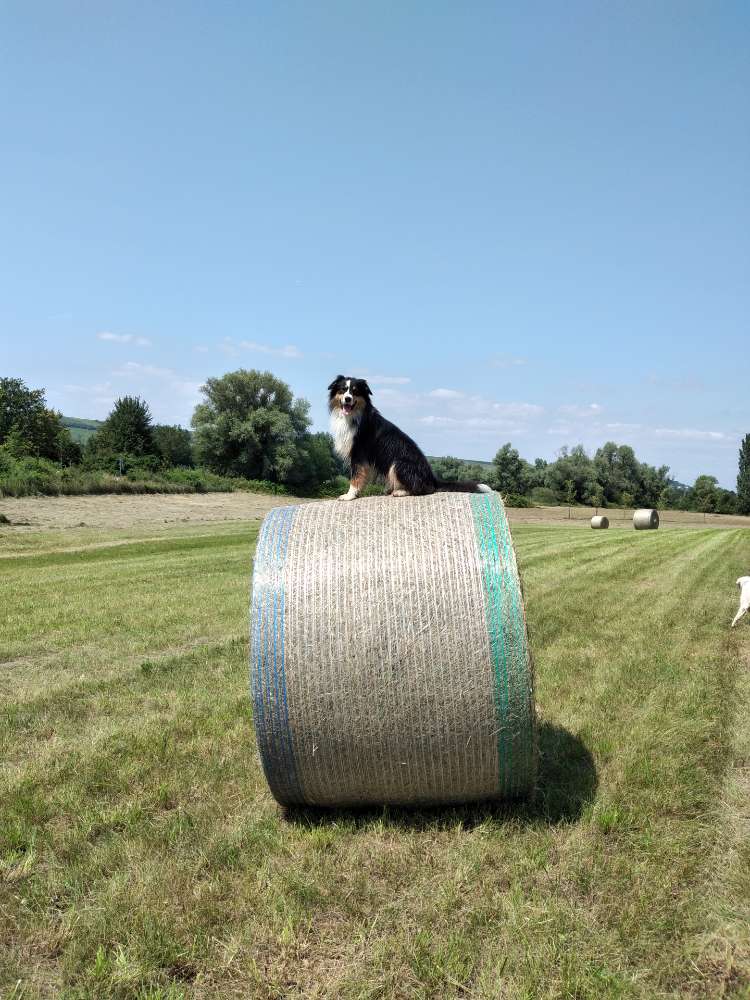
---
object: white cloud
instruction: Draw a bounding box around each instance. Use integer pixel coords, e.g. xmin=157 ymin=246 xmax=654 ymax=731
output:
xmin=193 ymin=345 xmax=209 ymax=354
xmin=559 ymin=403 xmax=603 ymax=418
xmin=605 ymin=422 xmax=642 ymax=432
xmin=237 ymin=339 xmax=303 ymax=359
xmin=492 ymin=401 xmax=544 ymax=418
xmin=416 ymin=391 xmax=544 ymax=436
xmin=97 ymin=331 xmax=151 ymax=347
xmin=654 ymin=427 xmax=735 ymax=443
xmin=429 ymin=388 xmax=464 ymax=399
xmin=112 ymin=361 xmax=202 ymax=399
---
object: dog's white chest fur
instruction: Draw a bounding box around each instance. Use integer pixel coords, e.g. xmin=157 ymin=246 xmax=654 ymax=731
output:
xmin=330 ymin=409 xmax=358 ymax=460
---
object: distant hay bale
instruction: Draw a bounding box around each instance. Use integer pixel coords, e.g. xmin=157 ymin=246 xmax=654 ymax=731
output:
xmin=249 ymin=492 xmax=536 ymax=808
xmin=591 ymin=515 xmax=609 ymax=529
xmin=633 ymin=508 xmax=659 ymax=530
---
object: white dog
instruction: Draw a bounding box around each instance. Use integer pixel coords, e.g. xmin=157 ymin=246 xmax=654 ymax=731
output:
xmin=731 ymin=576 xmax=750 ymax=628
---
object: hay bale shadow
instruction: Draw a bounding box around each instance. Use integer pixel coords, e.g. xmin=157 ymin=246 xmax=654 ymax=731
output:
xmin=283 ymin=722 xmax=597 ymax=831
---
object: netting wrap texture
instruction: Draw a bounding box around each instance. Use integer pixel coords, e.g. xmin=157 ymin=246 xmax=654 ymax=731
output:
xmin=250 ymin=492 xmax=536 ymax=807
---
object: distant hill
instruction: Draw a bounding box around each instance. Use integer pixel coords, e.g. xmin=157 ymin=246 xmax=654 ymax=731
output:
xmin=61 ymin=416 xmax=103 ymax=444
xmin=427 ymin=455 xmax=493 ymax=470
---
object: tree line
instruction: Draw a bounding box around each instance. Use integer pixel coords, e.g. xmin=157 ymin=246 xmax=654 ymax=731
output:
xmin=434 ymin=439 xmax=748 ymax=513
xmin=1 ymin=372 xmax=749 ymax=514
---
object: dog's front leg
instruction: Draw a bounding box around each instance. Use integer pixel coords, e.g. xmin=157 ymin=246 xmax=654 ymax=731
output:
xmin=338 ymin=463 xmax=370 ymax=501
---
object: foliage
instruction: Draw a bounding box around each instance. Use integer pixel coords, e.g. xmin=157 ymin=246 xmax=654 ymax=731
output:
xmin=87 ymin=396 xmax=158 ymax=463
xmin=491 ymin=443 xmax=531 ymax=495
xmin=0 ymin=450 xmax=291 ymax=497
xmin=542 ymin=445 xmax=597 ymax=504
xmin=152 ymin=424 xmax=194 ymax=467
xmin=192 ymin=369 xmax=315 ymax=482
xmin=500 ymin=492 xmax=534 ymax=508
xmin=0 ymin=377 xmax=79 ymax=463
xmin=430 ymin=455 xmax=491 ymax=484
xmin=530 ymin=486 xmax=558 ymax=506
xmin=692 ymin=475 xmax=721 ymax=513
xmin=738 ymin=433 xmax=750 ymax=516
xmin=284 ymin=431 xmax=341 ymax=490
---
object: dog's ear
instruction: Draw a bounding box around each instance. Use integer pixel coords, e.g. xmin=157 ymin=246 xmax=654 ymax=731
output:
xmin=327 ymin=375 xmax=345 ymax=393
xmin=358 ymin=379 xmax=372 ymax=397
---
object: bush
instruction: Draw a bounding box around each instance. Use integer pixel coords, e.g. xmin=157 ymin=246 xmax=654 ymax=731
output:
xmin=0 ymin=453 xmax=61 ymax=496
xmin=501 ymin=492 xmax=534 ymax=508
xmin=530 ymin=486 xmax=559 ymax=506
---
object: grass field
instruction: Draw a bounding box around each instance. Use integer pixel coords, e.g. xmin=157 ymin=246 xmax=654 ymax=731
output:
xmin=1 ymin=502 xmax=749 ymax=998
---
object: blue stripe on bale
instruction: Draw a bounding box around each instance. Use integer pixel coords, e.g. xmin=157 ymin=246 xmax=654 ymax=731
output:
xmin=249 ymin=504 xmax=303 ymax=804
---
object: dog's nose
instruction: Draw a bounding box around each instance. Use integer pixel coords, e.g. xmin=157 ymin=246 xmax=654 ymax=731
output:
xmin=343 ymin=395 xmax=353 ymax=404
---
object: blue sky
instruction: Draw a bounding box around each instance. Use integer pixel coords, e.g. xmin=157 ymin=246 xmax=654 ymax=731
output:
xmin=2 ymin=2 xmax=747 ymax=487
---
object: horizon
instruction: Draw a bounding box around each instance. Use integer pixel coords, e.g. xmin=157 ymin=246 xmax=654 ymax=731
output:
xmin=2 ymin=3 xmax=748 ymax=489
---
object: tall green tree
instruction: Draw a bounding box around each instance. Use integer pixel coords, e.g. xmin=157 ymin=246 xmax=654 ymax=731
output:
xmin=0 ymin=377 xmax=75 ymax=461
xmin=544 ymin=445 xmax=599 ymax=504
xmin=692 ymin=475 xmax=719 ymax=513
xmin=90 ymin=396 xmax=157 ymax=459
xmin=737 ymin=434 xmax=750 ymax=516
xmin=491 ymin=443 xmax=530 ymax=495
xmin=192 ymin=370 xmax=311 ymax=481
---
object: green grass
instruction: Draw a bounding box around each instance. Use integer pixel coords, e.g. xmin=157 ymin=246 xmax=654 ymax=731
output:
xmin=1 ymin=519 xmax=748 ymax=998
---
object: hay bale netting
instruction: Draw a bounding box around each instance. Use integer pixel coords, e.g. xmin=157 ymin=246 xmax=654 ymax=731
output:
xmin=249 ymin=491 xmax=536 ymax=808
xmin=591 ymin=515 xmax=609 ymax=529
xmin=633 ymin=508 xmax=659 ymax=530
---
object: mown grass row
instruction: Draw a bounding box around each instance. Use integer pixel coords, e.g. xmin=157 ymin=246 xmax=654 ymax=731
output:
xmin=1 ymin=522 xmax=748 ymax=998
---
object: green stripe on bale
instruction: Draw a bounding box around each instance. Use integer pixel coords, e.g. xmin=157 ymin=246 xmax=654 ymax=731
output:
xmin=249 ymin=491 xmax=536 ymax=807
xmin=471 ymin=493 xmax=536 ymax=798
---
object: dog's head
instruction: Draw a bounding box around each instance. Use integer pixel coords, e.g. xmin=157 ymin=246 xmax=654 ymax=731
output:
xmin=327 ymin=375 xmax=372 ymax=417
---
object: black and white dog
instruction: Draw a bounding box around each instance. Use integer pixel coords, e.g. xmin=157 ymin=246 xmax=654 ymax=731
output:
xmin=328 ymin=375 xmax=492 ymax=501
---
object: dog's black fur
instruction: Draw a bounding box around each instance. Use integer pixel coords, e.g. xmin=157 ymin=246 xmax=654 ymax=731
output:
xmin=327 ymin=375 xmax=489 ymax=498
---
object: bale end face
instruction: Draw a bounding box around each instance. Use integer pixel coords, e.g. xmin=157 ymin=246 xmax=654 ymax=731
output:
xmin=633 ymin=508 xmax=659 ymax=530
xmin=249 ymin=492 xmax=536 ymax=808
xmin=591 ymin=515 xmax=609 ymax=529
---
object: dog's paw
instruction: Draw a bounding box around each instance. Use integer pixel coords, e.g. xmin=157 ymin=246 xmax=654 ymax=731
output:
xmin=338 ymin=492 xmax=357 ymax=501
xmin=391 ymin=489 xmax=410 ymax=497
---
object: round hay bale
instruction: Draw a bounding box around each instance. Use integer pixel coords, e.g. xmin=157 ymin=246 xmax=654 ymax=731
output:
xmin=633 ymin=508 xmax=659 ymax=530
xmin=591 ymin=515 xmax=609 ymax=529
xmin=249 ymin=492 xmax=536 ymax=808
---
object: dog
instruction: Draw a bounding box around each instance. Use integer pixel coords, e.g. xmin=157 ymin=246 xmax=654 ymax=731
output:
xmin=328 ymin=375 xmax=492 ymax=501
xmin=731 ymin=576 xmax=750 ymax=628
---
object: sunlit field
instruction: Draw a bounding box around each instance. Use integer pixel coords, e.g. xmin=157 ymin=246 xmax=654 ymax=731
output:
xmin=1 ymin=503 xmax=748 ymax=999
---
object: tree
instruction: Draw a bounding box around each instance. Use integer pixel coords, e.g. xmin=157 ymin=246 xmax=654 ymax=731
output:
xmin=430 ymin=456 xmax=465 ymax=482
xmin=491 ymin=443 xmax=530 ymax=495
xmin=0 ymin=377 xmax=74 ymax=461
xmin=692 ymin=475 xmax=719 ymax=513
xmin=88 ymin=396 xmax=157 ymax=462
xmin=285 ymin=432 xmax=340 ymax=489
xmin=430 ymin=456 xmax=488 ymax=483
xmin=738 ymin=434 xmax=750 ymax=516
xmin=544 ymin=445 xmax=598 ymax=504
xmin=192 ymin=370 xmax=311 ymax=481
xmin=589 ymin=482 xmax=604 ymax=508
xmin=152 ymin=424 xmax=194 ymax=467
